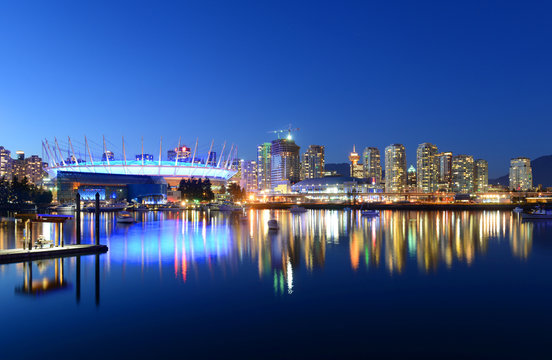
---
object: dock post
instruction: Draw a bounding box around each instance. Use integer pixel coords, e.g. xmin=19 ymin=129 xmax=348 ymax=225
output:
xmin=28 ymin=220 xmax=32 ymax=250
xmin=60 ymin=223 xmax=64 ymax=247
xmin=76 ymin=192 xmax=81 ymax=245
xmin=55 ymin=223 xmax=60 ymax=247
xmin=95 ymin=192 xmax=100 ymax=245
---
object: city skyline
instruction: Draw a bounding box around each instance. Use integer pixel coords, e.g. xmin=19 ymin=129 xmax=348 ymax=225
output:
xmin=1 ymin=1 xmax=551 ymax=177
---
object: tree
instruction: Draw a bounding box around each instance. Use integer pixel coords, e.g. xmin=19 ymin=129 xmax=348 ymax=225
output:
xmin=227 ymin=183 xmax=245 ymax=202
xmin=178 ymin=178 xmax=214 ymax=202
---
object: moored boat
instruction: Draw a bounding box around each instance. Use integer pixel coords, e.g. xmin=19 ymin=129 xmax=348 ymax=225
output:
xmin=289 ymin=205 xmax=307 ymax=214
xmin=116 ymin=211 xmax=136 ymax=223
xmin=361 ymin=209 xmax=379 ymax=217
xmin=521 ymin=208 xmax=552 ymax=220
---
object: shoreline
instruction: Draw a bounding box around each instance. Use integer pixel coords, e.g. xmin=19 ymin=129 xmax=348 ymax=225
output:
xmin=248 ymin=203 xmax=521 ymax=211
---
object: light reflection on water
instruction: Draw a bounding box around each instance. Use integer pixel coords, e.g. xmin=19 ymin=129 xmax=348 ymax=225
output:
xmin=0 ymin=210 xmax=536 ymax=291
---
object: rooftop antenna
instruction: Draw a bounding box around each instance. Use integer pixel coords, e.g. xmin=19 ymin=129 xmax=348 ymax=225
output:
xmin=217 ymin=142 xmax=226 ymax=168
xmin=68 ymin=136 xmax=78 ymax=166
xmin=122 ymin=136 xmax=127 ymax=174
xmin=224 ymin=144 xmax=234 ymax=169
xmin=44 ymin=139 xmax=57 ymax=167
xmin=204 ymin=139 xmax=214 ymax=177
xmin=191 ymin=138 xmax=198 ymax=165
xmin=54 ymin=137 xmax=67 ymax=166
xmin=84 ymin=136 xmax=95 ymax=171
xmin=102 ymin=135 xmax=111 ymax=174
xmin=158 ymin=136 xmax=162 ymax=175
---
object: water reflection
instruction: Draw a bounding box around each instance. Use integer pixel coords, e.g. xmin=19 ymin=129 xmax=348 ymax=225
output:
xmin=0 ymin=210 xmax=541 ymax=297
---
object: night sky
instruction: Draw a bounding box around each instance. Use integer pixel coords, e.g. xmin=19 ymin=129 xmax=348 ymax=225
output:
xmin=1 ymin=0 xmax=551 ymax=177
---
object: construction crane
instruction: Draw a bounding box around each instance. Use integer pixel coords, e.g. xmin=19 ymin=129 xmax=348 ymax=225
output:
xmin=268 ymin=124 xmax=300 ymax=140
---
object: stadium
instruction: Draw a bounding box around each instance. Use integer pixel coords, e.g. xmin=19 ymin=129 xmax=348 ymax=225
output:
xmin=43 ymin=137 xmax=238 ymax=204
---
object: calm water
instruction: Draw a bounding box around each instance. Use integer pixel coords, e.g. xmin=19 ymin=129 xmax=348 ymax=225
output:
xmin=1 ymin=210 xmax=551 ymax=359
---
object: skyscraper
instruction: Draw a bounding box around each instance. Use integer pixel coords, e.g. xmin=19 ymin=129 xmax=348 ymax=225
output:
xmin=12 ymin=151 xmax=26 ymax=181
xmin=301 ymin=145 xmax=325 ymax=180
xmin=436 ymin=152 xmax=453 ymax=191
xmin=349 ymin=145 xmax=363 ymax=178
xmin=270 ymin=138 xmax=300 ymax=191
xmin=416 ymin=143 xmax=438 ymax=193
xmin=452 ymin=155 xmax=474 ymax=194
xmin=24 ymin=155 xmax=44 ymax=185
xmin=11 ymin=152 xmax=45 ymax=185
xmin=362 ymin=147 xmax=382 ymax=186
xmin=257 ymin=143 xmax=271 ymax=191
xmin=240 ymin=160 xmax=258 ymax=193
xmin=407 ymin=165 xmax=417 ymax=191
xmin=509 ymin=157 xmax=532 ymax=191
xmin=384 ymin=144 xmax=406 ymax=193
xmin=474 ymin=159 xmax=488 ymax=192
xmin=0 ymin=146 xmax=12 ymax=180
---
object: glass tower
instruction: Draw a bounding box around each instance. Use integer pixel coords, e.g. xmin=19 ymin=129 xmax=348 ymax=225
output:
xmin=384 ymin=144 xmax=407 ymax=193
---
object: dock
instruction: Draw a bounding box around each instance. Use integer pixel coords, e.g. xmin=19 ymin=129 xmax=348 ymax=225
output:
xmin=0 ymin=244 xmax=108 ymax=265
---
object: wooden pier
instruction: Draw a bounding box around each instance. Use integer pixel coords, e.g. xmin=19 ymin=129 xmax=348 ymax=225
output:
xmin=0 ymin=244 xmax=108 ymax=264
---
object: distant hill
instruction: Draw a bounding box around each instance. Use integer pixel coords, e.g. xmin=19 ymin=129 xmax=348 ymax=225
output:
xmin=325 ymin=163 xmax=350 ymax=176
xmin=491 ymin=155 xmax=552 ymax=188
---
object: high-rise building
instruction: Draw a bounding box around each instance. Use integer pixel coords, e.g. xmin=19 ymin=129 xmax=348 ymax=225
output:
xmin=509 ymin=157 xmax=532 ymax=191
xmin=384 ymin=144 xmax=407 ymax=193
xmin=270 ymin=138 xmax=300 ymax=191
xmin=240 ymin=160 xmax=258 ymax=193
xmin=301 ymin=145 xmax=325 ymax=180
xmin=416 ymin=143 xmax=438 ymax=193
xmin=24 ymin=155 xmax=44 ymax=185
xmin=11 ymin=152 xmax=45 ymax=185
xmin=349 ymin=145 xmax=363 ymax=178
xmin=452 ymin=155 xmax=474 ymax=194
xmin=257 ymin=143 xmax=271 ymax=191
xmin=101 ymin=151 xmax=114 ymax=161
xmin=167 ymin=146 xmax=191 ymax=162
xmin=362 ymin=147 xmax=382 ymax=186
xmin=474 ymin=159 xmax=488 ymax=192
xmin=12 ymin=151 xmax=26 ymax=180
xmin=407 ymin=165 xmax=417 ymax=191
xmin=135 ymin=154 xmax=154 ymax=161
xmin=0 ymin=146 xmax=12 ymax=180
xmin=436 ymin=152 xmax=453 ymax=191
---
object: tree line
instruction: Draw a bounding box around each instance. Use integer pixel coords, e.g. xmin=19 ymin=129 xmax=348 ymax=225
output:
xmin=177 ymin=178 xmax=245 ymax=202
xmin=0 ymin=177 xmax=53 ymax=210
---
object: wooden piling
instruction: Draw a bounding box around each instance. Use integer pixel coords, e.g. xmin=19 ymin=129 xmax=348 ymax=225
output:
xmin=95 ymin=192 xmax=100 ymax=245
xmin=76 ymin=192 xmax=81 ymax=245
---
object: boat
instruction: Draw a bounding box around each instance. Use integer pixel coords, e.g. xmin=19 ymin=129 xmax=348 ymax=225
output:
xmin=54 ymin=204 xmax=75 ymax=212
xmin=513 ymin=207 xmax=523 ymax=213
xmin=85 ymin=203 xmax=127 ymax=212
xmin=219 ymin=202 xmax=242 ymax=212
xmin=361 ymin=209 xmax=379 ymax=217
xmin=521 ymin=208 xmax=552 ymax=220
xmin=116 ymin=211 xmax=136 ymax=223
xmin=268 ymin=219 xmax=279 ymax=230
xmin=156 ymin=204 xmax=180 ymax=211
xmin=289 ymin=205 xmax=307 ymax=214
xmin=134 ymin=204 xmax=149 ymax=211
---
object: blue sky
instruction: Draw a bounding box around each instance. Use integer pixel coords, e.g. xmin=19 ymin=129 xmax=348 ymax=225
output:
xmin=1 ymin=0 xmax=551 ymax=177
